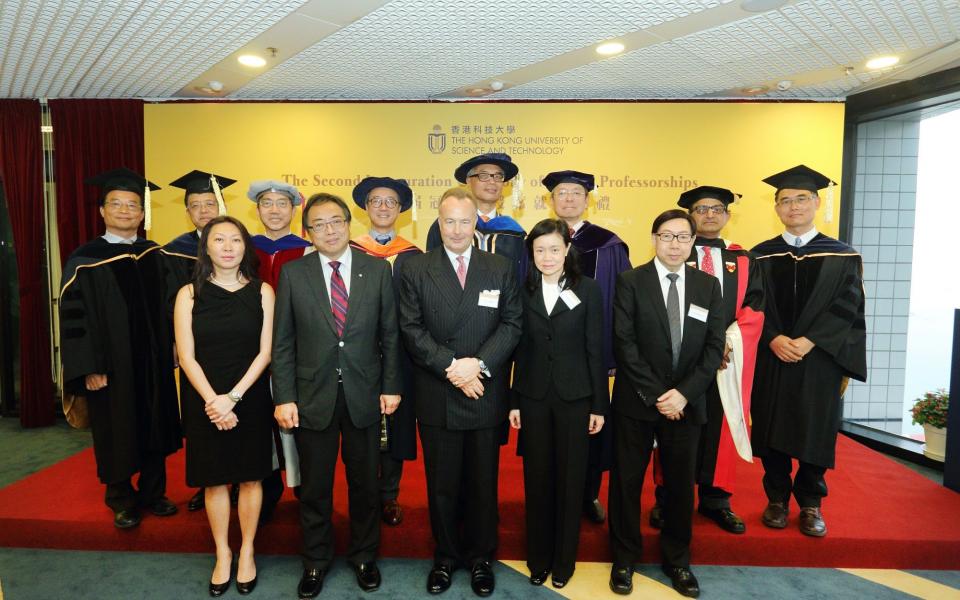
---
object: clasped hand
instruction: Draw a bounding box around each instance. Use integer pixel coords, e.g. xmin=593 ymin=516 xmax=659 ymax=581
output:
xmin=446 ymin=357 xmax=485 ymax=399
xmin=656 ymin=389 xmax=688 ymax=421
xmin=770 ymin=335 xmax=814 ymax=363
xmin=205 ymin=394 xmax=239 ymax=430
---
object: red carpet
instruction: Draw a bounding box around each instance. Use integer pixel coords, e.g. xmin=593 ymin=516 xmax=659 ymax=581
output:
xmin=1 ymin=434 xmax=958 ymax=568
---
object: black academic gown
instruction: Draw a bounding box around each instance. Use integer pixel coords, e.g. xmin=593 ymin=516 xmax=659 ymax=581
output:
xmin=60 ymin=238 xmax=182 ymax=484
xmin=160 ymin=231 xmax=199 ymax=319
xmin=750 ymin=233 xmax=867 ymax=468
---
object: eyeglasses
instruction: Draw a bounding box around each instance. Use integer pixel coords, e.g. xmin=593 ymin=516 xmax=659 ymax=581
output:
xmin=468 ymin=172 xmax=505 ymax=183
xmin=258 ymin=199 xmax=292 ymax=209
xmin=104 ymin=200 xmax=142 ymax=212
xmin=187 ymin=200 xmax=218 ymax=211
xmin=367 ymin=196 xmax=399 ymax=209
xmin=775 ymin=195 xmax=814 ymax=208
xmin=307 ymin=218 xmax=348 ymax=233
xmin=655 ymin=232 xmax=694 ymax=243
xmin=692 ymin=205 xmax=727 ymax=215
xmin=554 ymin=190 xmax=586 ymax=200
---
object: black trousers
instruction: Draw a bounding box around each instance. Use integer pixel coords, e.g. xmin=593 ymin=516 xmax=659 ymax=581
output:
xmin=419 ymin=423 xmax=500 ymax=567
xmin=295 ymin=385 xmax=380 ymax=570
xmin=609 ymin=413 xmax=700 ymax=569
xmin=655 ymin=483 xmax=732 ymax=510
xmin=519 ymin=390 xmax=590 ymax=580
xmin=760 ymin=449 xmax=828 ymax=508
xmin=379 ymin=452 xmax=403 ymax=503
xmin=104 ymin=451 xmax=167 ymax=511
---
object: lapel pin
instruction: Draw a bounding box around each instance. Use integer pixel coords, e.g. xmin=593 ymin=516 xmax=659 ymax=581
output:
xmin=725 ymin=261 xmax=736 ymax=272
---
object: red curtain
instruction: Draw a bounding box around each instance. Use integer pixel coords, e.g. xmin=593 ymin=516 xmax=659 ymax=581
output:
xmin=49 ymin=99 xmax=145 ymax=266
xmin=0 ymin=99 xmax=55 ymax=427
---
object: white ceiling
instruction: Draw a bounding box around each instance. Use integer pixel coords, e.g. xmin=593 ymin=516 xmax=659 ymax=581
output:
xmin=1 ymin=0 xmax=959 ymax=101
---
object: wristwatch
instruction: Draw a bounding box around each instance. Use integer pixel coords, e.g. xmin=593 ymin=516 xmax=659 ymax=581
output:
xmin=477 ymin=359 xmax=490 ymax=376
xmin=228 ymin=390 xmax=242 ymax=403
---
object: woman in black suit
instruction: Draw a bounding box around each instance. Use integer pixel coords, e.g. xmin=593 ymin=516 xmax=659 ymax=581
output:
xmin=509 ymin=218 xmax=607 ymax=588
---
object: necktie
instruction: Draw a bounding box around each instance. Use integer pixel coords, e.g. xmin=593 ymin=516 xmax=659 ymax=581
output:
xmin=795 ymin=236 xmax=802 ymax=248
xmin=666 ymin=273 xmax=681 ymax=370
xmin=456 ymin=255 xmax=467 ymax=289
xmin=375 ymin=234 xmax=391 ymax=245
xmin=480 ymin=215 xmax=491 ymax=223
xmin=700 ymin=247 xmax=715 ymax=276
xmin=568 ymin=227 xmax=576 ymax=238
xmin=329 ymin=261 xmax=348 ymax=337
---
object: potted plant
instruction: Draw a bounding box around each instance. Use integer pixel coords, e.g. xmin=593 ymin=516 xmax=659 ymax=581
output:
xmin=911 ymin=389 xmax=949 ymax=461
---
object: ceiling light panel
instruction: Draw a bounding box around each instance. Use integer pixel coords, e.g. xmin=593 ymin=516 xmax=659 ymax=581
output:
xmin=497 ymin=0 xmax=960 ymax=100
xmin=0 ymin=0 xmax=307 ymax=98
xmin=233 ymin=0 xmax=729 ymax=99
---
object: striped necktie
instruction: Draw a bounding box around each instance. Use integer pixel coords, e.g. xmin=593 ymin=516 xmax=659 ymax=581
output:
xmin=329 ymin=261 xmax=348 ymax=337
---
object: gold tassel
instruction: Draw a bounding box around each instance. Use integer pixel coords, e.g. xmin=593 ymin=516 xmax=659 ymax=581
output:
xmin=144 ymin=185 xmax=152 ymax=231
xmin=824 ymin=181 xmax=834 ymax=224
xmin=511 ymin=172 xmax=523 ymax=211
xmin=211 ymin=174 xmax=226 ymax=215
xmin=411 ymin=191 xmax=418 ymax=222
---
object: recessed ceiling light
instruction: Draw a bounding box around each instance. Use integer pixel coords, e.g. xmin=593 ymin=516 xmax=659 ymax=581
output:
xmin=740 ymin=0 xmax=789 ymax=12
xmin=741 ymin=85 xmax=769 ymax=95
xmin=238 ymin=54 xmax=267 ymax=68
xmin=596 ymin=42 xmax=625 ymax=56
xmin=866 ymin=55 xmax=899 ymax=70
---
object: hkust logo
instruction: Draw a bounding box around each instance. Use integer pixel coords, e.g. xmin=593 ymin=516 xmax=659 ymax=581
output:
xmin=427 ymin=125 xmax=446 ymax=154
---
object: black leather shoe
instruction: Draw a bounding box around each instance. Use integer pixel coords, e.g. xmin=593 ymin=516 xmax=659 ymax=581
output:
xmin=761 ymin=501 xmax=789 ymax=529
xmin=584 ymin=498 xmax=606 ymax=524
xmin=528 ymin=568 xmax=549 ymax=585
xmin=382 ymin=499 xmax=403 ymax=526
xmin=427 ymin=563 xmax=453 ymax=594
xmin=146 ymin=497 xmax=178 ymax=517
xmin=113 ymin=508 xmax=141 ymax=529
xmin=799 ymin=507 xmax=827 ymax=537
xmin=609 ymin=565 xmax=633 ymax=595
xmin=354 ymin=562 xmax=381 ymax=592
xmin=188 ymin=489 xmax=205 ymax=512
xmin=236 ymin=575 xmax=257 ymax=595
xmin=298 ymin=568 xmax=325 ymax=599
xmin=470 ymin=561 xmax=495 ymax=597
xmin=551 ymin=574 xmax=570 ymax=588
xmin=662 ymin=566 xmax=700 ymax=598
xmin=698 ymin=506 xmax=746 ymax=534
xmin=209 ymin=578 xmax=230 ymax=597
xmin=649 ymin=503 xmax=664 ymax=529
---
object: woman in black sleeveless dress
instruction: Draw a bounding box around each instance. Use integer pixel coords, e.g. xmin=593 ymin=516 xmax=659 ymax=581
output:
xmin=175 ymin=216 xmax=275 ymax=596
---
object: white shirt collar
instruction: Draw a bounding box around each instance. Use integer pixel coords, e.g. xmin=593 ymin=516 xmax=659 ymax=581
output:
xmin=654 ymin=256 xmax=685 ymax=281
xmin=569 ymin=220 xmax=585 ymax=233
xmin=782 ymin=227 xmax=818 ymax=247
xmin=319 ymin=246 xmax=352 ymax=269
xmin=478 ymin=207 xmax=498 ymax=221
xmin=444 ymin=244 xmax=472 ymax=265
xmin=370 ymin=229 xmax=396 ymax=243
xmin=102 ymin=231 xmax=138 ymax=244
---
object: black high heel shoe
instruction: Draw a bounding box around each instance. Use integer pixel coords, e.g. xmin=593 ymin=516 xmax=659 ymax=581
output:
xmin=237 ymin=575 xmax=258 ymax=595
xmin=209 ymin=577 xmax=231 ymax=597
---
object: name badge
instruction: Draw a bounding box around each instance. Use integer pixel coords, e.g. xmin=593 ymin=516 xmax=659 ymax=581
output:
xmin=560 ymin=289 xmax=581 ymax=309
xmin=688 ymin=303 xmax=709 ymax=322
xmin=478 ymin=289 xmax=500 ymax=308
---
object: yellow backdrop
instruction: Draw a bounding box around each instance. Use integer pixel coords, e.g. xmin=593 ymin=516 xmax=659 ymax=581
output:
xmin=145 ymin=102 xmax=844 ymax=263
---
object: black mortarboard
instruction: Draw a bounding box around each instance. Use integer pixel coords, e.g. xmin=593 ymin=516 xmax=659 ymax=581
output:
xmin=169 ymin=170 xmax=237 ymax=196
xmin=454 ymin=153 xmax=519 ymax=184
xmin=677 ymin=185 xmax=740 ymax=209
xmin=84 ymin=167 xmax=160 ymax=204
xmin=762 ymin=164 xmax=835 ymax=194
xmin=352 ymin=177 xmax=414 ymax=212
xmin=542 ymin=170 xmax=595 ymax=192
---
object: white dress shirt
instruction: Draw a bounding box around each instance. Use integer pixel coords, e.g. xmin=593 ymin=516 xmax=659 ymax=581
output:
xmin=444 ymin=244 xmax=473 ymax=274
xmin=654 ymin=256 xmax=685 ymax=339
xmin=102 ymin=231 xmax=137 ymax=244
xmin=782 ymin=227 xmax=818 ymax=248
xmin=318 ymin=246 xmax=352 ymax=297
xmin=542 ymin=278 xmax=562 ymax=314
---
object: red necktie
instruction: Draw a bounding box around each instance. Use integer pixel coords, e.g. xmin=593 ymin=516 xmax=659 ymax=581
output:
xmin=700 ymin=247 xmax=716 ymax=276
xmin=329 ymin=260 xmax=348 ymax=337
xmin=480 ymin=215 xmax=491 ymax=223
xmin=456 ymin=255 xmax=467 ymax=289
xmin=569 ymin=227 xmax=575 ymax=238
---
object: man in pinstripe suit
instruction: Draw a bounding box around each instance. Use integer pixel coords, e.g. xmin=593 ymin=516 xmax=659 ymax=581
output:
xmin=398 ymin=187 xmax=522 ymax=597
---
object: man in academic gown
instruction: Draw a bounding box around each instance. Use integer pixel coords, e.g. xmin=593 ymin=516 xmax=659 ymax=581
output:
xmin=751 ymin=165 xmax=867 ymax=538
xmin=349 ymin=176 xmax=423 ymax=528
xmin=426 ymin=153 xmax=527 ymax=280
xmin=247 ymin=179 xmax=312 ymax=520
xmin=650 ymin=186 xmax=764 ymax=534
xmin=545 ymin=169 xmax=631 ymax=524
xmin=159 ymin=170 xmax=235 ymax=513
xmin=59 ymin=168 xmax=181 ymax=529
xmin=248 ymin=179 xmax=312 ymax=289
